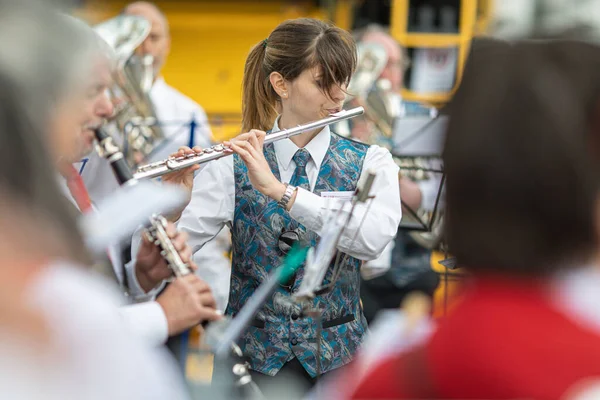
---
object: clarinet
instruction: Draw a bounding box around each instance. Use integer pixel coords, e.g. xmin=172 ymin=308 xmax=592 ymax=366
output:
xmin=93 ymin=127 xmax=192 ymax=278
xmin=94 ymin=127 xmax=212 ymax=373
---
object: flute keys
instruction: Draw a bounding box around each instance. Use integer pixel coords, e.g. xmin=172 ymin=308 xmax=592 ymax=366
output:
xmin=137 ymin=159 xmax=166 ymax=172
xmin=203 ymin=147 xmax=214 ymax=154
xmin=166 ymin=158 xmax=182 ymax=169
xmin=212 ymin=144 xmax=225 ymax=152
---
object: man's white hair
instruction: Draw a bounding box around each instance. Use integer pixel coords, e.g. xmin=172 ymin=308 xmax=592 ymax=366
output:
xmin=0 ymin=0 xmax=115 ymax=117
xmin=60 ymin=13 xmax=117 ymax=96
xmin=62 ymin=13 xmax=116 ymax=68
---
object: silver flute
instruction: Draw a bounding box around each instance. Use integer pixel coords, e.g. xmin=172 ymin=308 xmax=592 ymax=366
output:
xmin=133 ymin=106 xmax=365 ymax=180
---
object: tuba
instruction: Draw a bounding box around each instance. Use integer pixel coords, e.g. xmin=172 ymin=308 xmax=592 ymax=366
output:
xmin=94 ymin=15 xmax=165 ymax=168
xmin=335 ymin=42 xmax=402 ymax=150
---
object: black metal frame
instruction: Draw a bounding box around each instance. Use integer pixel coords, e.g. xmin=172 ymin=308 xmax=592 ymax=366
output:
xmin=394 ymin=154 xmax=445 ymax=234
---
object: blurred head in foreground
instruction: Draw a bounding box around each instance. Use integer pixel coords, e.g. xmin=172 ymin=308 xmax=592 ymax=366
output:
xmin=0 ymin=0 xmax=93 ymax=271
xmin=444 ymin=38 xmax=600 ymax=276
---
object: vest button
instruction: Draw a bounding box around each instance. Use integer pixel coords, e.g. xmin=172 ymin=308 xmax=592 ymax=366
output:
xmin=291 ymin=338 xmax=298 ymax=346
xmin=291 ymin=313 xmax=299 ymax=320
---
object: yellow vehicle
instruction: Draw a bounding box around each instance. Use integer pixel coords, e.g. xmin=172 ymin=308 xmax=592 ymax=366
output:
xmin=77 ymin=0 xmax=355 ymax=141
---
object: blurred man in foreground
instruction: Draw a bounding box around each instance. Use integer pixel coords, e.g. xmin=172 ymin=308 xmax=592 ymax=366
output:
xmin=57 ymin=15 xmax=222 ymax=346
xmin=0 ymin=1 xmax=191 ymax=397
xmin=82 ymin=0 xmax=232 ymax=314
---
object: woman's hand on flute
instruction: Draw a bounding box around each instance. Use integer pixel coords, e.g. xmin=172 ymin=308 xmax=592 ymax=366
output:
xmin=161 ymin=146 xmax=204 ymax=221
xmin=225 ymin=129 xmax=287 ymax=201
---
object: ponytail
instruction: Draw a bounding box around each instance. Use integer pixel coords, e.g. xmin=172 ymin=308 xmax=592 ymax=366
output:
xmin=241 ymin=19 xmax=357 ymax=132
xmin=241 ymin=41 xmax=278 ymax=132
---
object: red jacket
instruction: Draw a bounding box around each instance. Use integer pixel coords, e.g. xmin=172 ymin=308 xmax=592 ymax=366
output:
xmin=350 ymin=276 xmax=600 ymax=400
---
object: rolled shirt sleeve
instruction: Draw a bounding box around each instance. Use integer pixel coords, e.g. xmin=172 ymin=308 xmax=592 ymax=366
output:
xmin=289 ymin=145 xmax=401 ymax=261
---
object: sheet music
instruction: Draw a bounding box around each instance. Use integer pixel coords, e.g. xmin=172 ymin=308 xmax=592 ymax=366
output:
xmin=294 ymin=203 xmax=350 ymax=299
xmin=80 ymin=181 xmax=187 ymax=254
xmin=392 ymin=115 xmax=447 ymax=156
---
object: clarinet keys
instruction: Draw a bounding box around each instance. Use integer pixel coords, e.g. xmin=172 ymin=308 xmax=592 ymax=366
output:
xmin=146 ymin=214 xmax=192 ymax=278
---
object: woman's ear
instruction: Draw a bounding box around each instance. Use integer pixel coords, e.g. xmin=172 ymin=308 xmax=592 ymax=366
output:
xmin=269 ymin=71 xmax=288 ymax=99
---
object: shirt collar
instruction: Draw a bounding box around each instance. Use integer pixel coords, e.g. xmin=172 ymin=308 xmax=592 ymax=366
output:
xmin=271 ymin=116 xmax=331 ymax=172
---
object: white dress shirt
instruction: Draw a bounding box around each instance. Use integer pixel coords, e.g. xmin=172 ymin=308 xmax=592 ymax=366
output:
xmin=58 ymin=175 xmax=169 ymax=346
xmin=178 ymin=121 xmax=401 ymax=268
xmin=20 ymin=260 xmax=188 ymax=399
xmin=147 ymin=76 xmax=212 ymax=162
xmin=361 ymin=240 xmax=395 ymax=280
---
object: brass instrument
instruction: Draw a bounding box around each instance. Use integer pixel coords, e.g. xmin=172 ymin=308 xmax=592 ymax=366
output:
xmin=94 ymin=15 xmax=165 ymax=168
xmin=339 ymin=42 xmax=444 ymax=249
xmin=134 ymin=107 xmax=365 ymax=180
xmin=335 ymin=43 xmax=402 ymax=149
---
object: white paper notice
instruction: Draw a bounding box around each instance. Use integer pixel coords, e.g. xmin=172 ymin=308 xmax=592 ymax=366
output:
xmin=320 ymin=191 xmax=355 ymax=201
xmin=410 ymin=47 xmax=458 ymax=94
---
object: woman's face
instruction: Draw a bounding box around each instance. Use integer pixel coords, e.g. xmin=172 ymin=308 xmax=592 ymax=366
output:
xmin=281 ymin=67 xmax=347 ymax=124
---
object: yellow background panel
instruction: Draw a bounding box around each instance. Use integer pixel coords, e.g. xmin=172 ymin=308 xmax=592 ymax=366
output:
xmin=76 ymin=1 xmax=326 ymax=140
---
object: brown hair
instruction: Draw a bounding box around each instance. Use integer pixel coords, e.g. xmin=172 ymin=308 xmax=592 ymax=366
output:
xmin=241 ymin=18 xmax=357 ymax=132
xmin=443 ymin=38 xmax=600 ymax=276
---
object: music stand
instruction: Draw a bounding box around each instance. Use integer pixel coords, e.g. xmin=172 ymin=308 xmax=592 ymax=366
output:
xmin=392 ymin=113 xmax=447 ymax=242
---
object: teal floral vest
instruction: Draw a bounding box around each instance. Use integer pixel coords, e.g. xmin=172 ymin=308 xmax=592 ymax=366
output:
xmin=228 ymin=133 xmax=369 ymax=377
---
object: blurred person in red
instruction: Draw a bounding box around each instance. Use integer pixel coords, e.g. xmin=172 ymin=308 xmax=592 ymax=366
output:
xmin=344 ymin=38 xmax=600 ymax=400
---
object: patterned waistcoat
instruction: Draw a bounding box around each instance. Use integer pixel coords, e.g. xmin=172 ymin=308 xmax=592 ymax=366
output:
xmin=228 ymin=133 xmax=369 ymax=377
